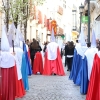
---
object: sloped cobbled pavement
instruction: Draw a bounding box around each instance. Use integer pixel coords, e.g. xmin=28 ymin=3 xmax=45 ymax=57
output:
xmin=16 ymin=68 xmax=86 ymax=100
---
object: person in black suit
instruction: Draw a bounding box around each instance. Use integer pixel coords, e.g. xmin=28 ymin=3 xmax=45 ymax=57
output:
xmin=30 ymin=39 xmax=41 ymax=69
xmin=65 ymin=41 xmax=75 ymax=71
xmin=64 ymin=41 xmax=70 ymax=67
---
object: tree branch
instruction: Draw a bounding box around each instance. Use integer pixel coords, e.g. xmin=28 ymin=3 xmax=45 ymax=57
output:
xmin=2 ymin=0 xmax=7 ymax=13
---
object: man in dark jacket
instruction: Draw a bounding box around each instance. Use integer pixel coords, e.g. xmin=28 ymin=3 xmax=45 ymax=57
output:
xmin=64 ymin=41 xmax=69 ymax=67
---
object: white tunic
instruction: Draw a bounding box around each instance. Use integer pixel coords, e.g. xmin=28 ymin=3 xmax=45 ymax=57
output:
xmin=85 ymin=47 xmax=98 ymax=80
xmin=76 ymin=44 xmax=88 ymax=59
xmin=47 ymin=42 xmax=58 ymax=60
xmin=10 ymin=47 xmax=23 ymax=80
xmin=0 ymin=51 xmax=15 ymax=68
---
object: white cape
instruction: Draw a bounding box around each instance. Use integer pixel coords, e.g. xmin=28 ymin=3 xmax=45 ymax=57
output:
xmin=85 ymin=47 xmax=98 ymax=80
xmin=0 ymin=51 xmax=15 ymax=68
xmin=47 ymin=42 xmax=58 ymax=60
xmin=75 ymin=44 xmax=88 ymax=58
xmin=10 ymin=47 xmax=23 ymax=80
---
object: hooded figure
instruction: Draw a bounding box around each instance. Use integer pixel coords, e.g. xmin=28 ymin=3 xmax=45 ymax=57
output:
xmin=10 ymin=25 xmax=26 ymax=97
xmin=0 ymin=25 xmax=16 ymax=100
xmin=86 ymin=36 xmax=100 ymax=100
xmin=85 ymin=28 xmax=98 ymax=81
xmin=70 ymin=27 xmax=88 ymax=94
xmin=7 ymin=23 xmax=16 ymax=47
xmin=43 ymin=28 xmax=65 ymax=75
xmin=76 ymin=27 xmax=87 ymax=58
xmin=85 ymin=28 xmax=98 ymax=80
xmin=15 ymin=25 xmax=30 ymax=90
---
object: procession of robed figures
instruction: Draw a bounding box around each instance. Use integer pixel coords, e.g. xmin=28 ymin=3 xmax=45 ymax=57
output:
xmin=0 ymin=22 xmax=100 ymax=100
xmin=0 ymin=23 xmax=65 ymax=100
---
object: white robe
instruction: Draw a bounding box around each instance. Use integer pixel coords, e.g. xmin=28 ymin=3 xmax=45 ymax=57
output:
xmin=10 ymin=47 xmax=23 ymax=80
xmin=85 ymin=47 xmax=98 ymax=80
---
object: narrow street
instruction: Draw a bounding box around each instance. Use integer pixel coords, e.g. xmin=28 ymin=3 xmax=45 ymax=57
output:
xmin=16 ymin=68 xmax=86 ymax=100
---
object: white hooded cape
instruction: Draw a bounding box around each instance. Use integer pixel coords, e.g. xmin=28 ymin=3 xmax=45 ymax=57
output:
xmin=47 ymin=42 xmax=58 ymax=60
xmin=0 ymin=25 xmax=15 ymax=68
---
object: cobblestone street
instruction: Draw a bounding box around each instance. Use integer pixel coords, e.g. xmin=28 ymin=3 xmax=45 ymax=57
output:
xmin=16 ymin=67 xmax=86 ymax=100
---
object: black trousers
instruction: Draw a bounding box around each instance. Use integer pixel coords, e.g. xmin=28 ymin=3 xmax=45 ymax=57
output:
xmin=31 ymin=56 xmax=35 ymax=70
xmin=67 ymin=57 xmax=73 ymax=71
xmin=61 ymin=49 xmax=63 ymax=58
xmin=65 ymin=56 xmax=67 ymax=67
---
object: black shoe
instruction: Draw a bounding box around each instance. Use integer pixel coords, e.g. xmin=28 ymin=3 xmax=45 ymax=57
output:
xmin=54 ymin=73 xmax=56 ymax=75
xmin=52 ymin=73 xmax=56 ymax=75
xmin=67 ymin=69 xmax=69 ymax=71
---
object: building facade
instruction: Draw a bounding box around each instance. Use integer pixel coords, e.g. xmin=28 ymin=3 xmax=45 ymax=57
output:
xmin=27 ymin=0 xmax=84 ymax=44
xmin=83 ymin=0 xmax=100 ymax=41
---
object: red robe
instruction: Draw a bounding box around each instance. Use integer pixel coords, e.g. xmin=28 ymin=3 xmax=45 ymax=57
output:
xmin=86 ymin=54 xmax=100 ymax=100
xmin=0 ymin=69 xmax=2 ymax=100
xmin=1 ymin=65 xmax=25 ymax=100
xmin=33 ymin=52 xmax=43 ymax=74
xmin=43 ymin=48 xmax=65 ymax=76
xmin=1 ymin=66 xmax=16 ymax=100
xmin=14 ymin=65 xmax=25 ymax=98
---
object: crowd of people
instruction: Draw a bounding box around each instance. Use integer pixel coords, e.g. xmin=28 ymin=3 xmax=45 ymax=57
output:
xmin=1 ymin=23 xmax=100 ymax=100
xmin=25 ymin=38 xmax=75 ymax=74
xmin=0 ymin=26 xmax=65 ymax=100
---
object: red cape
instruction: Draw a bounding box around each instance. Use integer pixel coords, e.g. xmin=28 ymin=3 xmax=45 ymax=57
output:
xmin=33 ymin=52 xmax=43 ymax=74
xmin=0 ymin=69 xmax=2 ymax=100
xmin=14 ymin=65 xmax=25 ymax=98
xmin=1 ymin=66 xmax=16 ymax=100
xmin=43 ymin=48 xmax=65 ymax=76
xmin=86 ymin=54 xmax=100 ymax=100
xmin=1 ymin=65 xmax=25 ymax=100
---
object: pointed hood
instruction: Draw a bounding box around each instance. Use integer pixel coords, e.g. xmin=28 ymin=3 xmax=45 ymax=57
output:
xmin=91 ymin=29 xmax=96 ymax=48
xmin=78 ymin=27 xmax=86 ymax=46
xmin=1 ymin=25 xmax=10 ymax=51
xmin=16 ymin=25 xmax=24 ymax=49
xmin=8 ymin=23 xmax=16 ymax=47
xmin=50 ymin=28 xmax=56 ymax=42
xmin=14 ymin=26 xmax=20 ymax=47
xmin=17 ymin=25 xmax=24 ymax=42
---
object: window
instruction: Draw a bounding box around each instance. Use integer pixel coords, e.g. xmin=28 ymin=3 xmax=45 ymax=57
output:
xmin=63 ymin=0 xmax=66 ymax=8
xmin=36 ymin=30 xmax=38 ymax=39
xmin=41 ymin=33 xmax=43 ymax=43
xmin=63 ymin=0 xmax=66 ymax=3
xmin=63 ymin=4 xmax=66 ymax=8
xmin=72 ymin=10 xmax=77 ymax=30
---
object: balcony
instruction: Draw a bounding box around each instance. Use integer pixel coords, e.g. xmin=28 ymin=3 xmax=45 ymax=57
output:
xmin=57 ymin=6 xmax=63 ymax=15
xmin=47 ymin=27 xmax=64 ymax=36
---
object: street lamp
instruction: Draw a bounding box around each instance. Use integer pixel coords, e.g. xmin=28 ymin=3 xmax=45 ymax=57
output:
xmin=79 ymin=4 xmax=84 ymax=33
xmin=87 ymin=0 xmax=90 ymax=44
